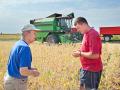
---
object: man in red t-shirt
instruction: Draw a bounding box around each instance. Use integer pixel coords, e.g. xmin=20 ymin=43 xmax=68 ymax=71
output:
xmin=73 ymin=17 xmax=103 ymax=90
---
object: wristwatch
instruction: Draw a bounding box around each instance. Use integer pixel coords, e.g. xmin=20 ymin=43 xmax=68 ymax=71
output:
xmin=79 ymin=51 xmax=81 ymax=56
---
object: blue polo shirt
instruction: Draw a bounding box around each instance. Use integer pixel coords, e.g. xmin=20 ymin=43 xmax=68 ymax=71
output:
xmin=7 ymin=40 xmax=32 ymax=79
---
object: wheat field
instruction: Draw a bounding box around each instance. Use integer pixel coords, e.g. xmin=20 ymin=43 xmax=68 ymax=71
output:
xmin=0 ymin=34 xmax=20 ymax=41
xmin=0 ymin=41 xmax=120 ymax=90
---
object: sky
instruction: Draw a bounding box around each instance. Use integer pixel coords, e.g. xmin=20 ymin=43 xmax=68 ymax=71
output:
xmin=0 ymin=0 xmax=120 ymax=33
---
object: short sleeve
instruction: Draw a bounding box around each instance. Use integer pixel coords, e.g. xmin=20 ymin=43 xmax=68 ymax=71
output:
xmin=88 ymin=34 xmax=101 ymax=54
xmin=19 ymin=46 xmax=32 ymax=68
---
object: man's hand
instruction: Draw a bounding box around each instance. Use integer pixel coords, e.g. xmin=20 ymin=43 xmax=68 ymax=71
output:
xmin=31 ymin=68 xmax=37 ymax=70
xmin=20 ymin=67 xmax=40 ymax=77
xmin=72 ymin=50 xmax=81 ymax=58
xmin=32 ymin=70 xmax=40 ymax=77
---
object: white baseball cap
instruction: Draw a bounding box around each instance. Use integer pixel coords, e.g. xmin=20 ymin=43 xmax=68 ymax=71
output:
xmin=21 ymin=24 xmax=40 ymax=32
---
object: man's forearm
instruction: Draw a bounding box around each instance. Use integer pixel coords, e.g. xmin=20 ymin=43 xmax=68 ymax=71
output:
xmin=26 ymin=69 xmax=35 ymax=76
xmin=20 ymin=68 xmax=37 ymax=77
xmin=81 ymin=52 xmax=100 ymax=59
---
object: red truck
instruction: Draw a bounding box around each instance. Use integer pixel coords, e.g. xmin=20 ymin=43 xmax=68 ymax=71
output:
xmin=100 ymin=26 xmax=120 ymax=41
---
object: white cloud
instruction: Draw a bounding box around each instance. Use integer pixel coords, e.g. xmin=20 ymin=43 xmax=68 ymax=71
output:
xmin=0 ymin=0 xmax=71 ymax=7
xmin=60 ymin=7 xmax=120 ymax=21
xmin=0 ymin=0 xmax=120 ymax=33
xmin=59 ymin=6 xmax=120 ymax=32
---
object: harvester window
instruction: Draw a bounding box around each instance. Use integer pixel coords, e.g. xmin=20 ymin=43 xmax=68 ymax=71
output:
xmin=58 ymin=19 xmax=72 ymax=29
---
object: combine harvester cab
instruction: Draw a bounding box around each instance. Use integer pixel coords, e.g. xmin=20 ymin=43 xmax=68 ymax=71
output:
xmin=30 ymin=13 xmax=82 ymax=44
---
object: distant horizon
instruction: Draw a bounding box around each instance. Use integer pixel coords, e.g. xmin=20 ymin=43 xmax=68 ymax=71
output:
xmin=1 ymin=26 xmax=120 ymax=34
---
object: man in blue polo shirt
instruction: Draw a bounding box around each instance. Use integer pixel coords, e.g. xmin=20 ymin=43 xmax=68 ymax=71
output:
xmin=4 ymin=24 xmax=40 ymax=90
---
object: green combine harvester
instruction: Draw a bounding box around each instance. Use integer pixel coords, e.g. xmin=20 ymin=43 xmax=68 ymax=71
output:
xmin=30 ymin=13 xmax=82 ymax=43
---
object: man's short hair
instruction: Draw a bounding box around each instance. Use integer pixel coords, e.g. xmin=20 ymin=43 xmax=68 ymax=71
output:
xmin=74 ymin=17 xmax=88 ymax=26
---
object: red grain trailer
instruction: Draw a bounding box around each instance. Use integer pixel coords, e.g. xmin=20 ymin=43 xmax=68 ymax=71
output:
xmin=100 ymin=26 xmax=120 ymax=41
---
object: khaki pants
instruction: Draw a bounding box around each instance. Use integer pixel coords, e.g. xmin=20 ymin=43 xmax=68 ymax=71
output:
xmin=4 ymin=73 xmax=27 ymax=90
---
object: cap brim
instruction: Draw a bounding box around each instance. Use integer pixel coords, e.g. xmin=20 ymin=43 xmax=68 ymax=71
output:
xmin=32 ymin=29 xmax=40 ymax=32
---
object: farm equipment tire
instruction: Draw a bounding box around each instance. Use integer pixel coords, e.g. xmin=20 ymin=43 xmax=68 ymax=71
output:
xmin=46 ymin=34 xmax=59 ymax=44
xmin=104 ymin=36 xmax=111 ymax=42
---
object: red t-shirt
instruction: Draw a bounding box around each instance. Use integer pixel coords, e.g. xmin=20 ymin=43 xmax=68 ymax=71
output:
xmin=80 ymin=29 xmax=103 ymax=72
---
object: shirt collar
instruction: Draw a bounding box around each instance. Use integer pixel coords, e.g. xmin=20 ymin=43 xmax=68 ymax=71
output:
xmin=85 ymin=28 xmax=93 ymax=34
xmin=21 ymin=39 xmax=29 ymax=45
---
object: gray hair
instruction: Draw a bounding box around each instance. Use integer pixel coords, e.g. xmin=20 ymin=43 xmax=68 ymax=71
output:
xmin=21 ymin=31 xmax=31 ymax=39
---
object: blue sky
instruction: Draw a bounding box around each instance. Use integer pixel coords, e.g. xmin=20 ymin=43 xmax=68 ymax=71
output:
xmin=0 ymin=0 xmax=120 ymax=33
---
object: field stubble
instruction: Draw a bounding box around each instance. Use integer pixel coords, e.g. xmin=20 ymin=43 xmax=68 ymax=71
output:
xmin=0 ymin=41 xmax=120 ymax=90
